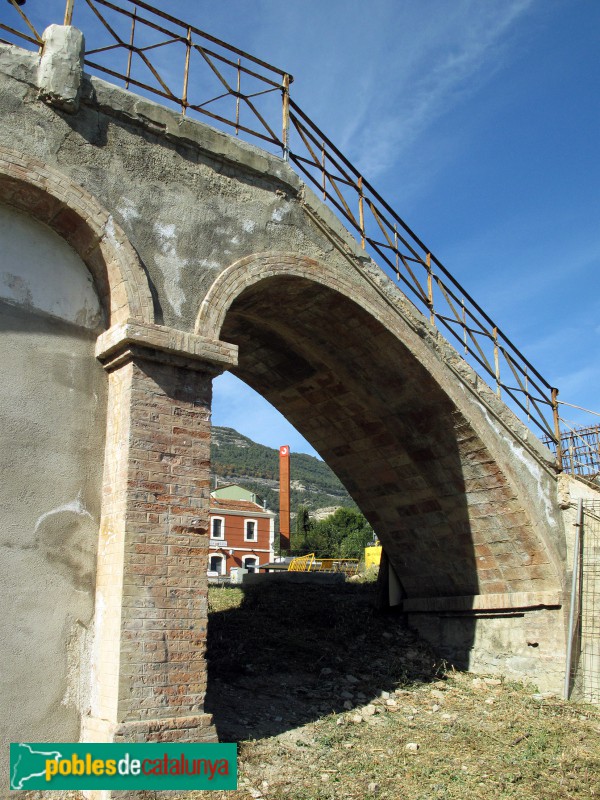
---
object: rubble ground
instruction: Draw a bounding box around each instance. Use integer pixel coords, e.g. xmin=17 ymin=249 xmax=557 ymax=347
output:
xmin=167 ymin=581 xmax=599 ymax=799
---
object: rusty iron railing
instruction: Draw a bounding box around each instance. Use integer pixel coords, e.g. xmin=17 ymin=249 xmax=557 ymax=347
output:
xmin=2 ymin=0 xmax=599 ymax=477
xmin=81 ymin=0 xmax=292 ymax=149
xmin=286 ymin=101 xmax=561 ymax=445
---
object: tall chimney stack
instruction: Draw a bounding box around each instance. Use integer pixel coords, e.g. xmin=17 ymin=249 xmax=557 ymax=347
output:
xmin=279 ymin=445 xmax=291 ymax=552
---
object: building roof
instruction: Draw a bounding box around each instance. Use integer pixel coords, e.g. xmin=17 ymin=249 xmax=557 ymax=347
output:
xmin=210 ymin=497 xmax=275 ymax=516
xmin=212 ymin=483 xmax=266 ymax=504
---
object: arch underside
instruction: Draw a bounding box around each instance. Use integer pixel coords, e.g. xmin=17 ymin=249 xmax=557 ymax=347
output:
xmin=221 ymin=274 xmax=558 ymax=600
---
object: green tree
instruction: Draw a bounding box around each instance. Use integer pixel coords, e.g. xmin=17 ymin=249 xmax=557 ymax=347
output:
xmin=309 ymin=508 xmax=374 ymax=559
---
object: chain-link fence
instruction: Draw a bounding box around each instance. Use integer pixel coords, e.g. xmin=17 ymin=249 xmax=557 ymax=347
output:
xmin=567 ymin=500 xmax=600 ymax=703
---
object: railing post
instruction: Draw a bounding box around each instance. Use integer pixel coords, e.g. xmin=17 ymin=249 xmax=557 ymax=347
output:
xmin=64 ymin=0 xmax=75 ymax=26
xmin=492 ymin=326 xmax=501 ymax=397
xmin=358 ymin=176 xmax=365 ymax=249
xmin=393 ymin=225 xmax=400 ymax=276
xmin=281 ymin=73 xmax=290 ymax=161
xmin=182 ymin=25 xmax=192 ymax=115
xmin=426 ymin=253 xmax=435 ymax=326
xmin=461 ymin=297 xmax=467 ymax=353
xmin=125 ymin=8 xmax=136 ymax=90
xmin=235 ymin=58 xmax=241 ymax=135
xmin=552 ymin=387 xmax=563 ymax=471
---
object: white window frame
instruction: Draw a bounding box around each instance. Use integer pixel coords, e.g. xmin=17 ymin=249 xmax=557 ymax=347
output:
xmin=211 ymin=516 xmax=225 ymax=540
xmin=243 ymin=555 xmax=258 ymax=573
xmin=244 ymin=518 xmax=258 ymax=542
xmin=209 ymin=554 xmax=225 ymax=575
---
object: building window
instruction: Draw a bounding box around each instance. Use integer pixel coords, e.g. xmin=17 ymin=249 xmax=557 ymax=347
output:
xmin=243 ymin=556 xmax=258 ymax=574
xmin=244 ymin=519 xmax=257 ymax=542
xmin=211 ymin=517 xmax=224 ymax=539
xmin=209 ymin=554 xmax=225 ymax=575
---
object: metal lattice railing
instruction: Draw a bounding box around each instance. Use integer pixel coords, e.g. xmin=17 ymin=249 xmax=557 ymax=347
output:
xmin=80 ymin=0 xmax=291 ymax=149
xmin=286 ymin=100 xmax=559 ymax=445
xmin=2 ymin=0 xmax=599 ymax=476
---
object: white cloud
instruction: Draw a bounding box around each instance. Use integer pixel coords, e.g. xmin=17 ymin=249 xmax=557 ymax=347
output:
xmin=342 ymin=0 xmax=536 ymax=178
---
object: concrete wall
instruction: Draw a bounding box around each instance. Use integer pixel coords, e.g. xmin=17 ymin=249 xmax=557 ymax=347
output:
xmin=0 ymin=204 xmax=106 ymax=754
xmin=406 ymin=600 xmax=565 ymax=692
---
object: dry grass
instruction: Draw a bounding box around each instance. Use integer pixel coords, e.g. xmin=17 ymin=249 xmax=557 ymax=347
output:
xmin=200 ymin=581 xmax=600 ymax=800
xmin=18 ymin=582 xmax=599 ymax=800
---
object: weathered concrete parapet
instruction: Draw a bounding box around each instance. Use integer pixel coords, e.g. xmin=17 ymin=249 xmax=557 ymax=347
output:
xmin=38 ymin=24 xmax=84 ymax=112
xmin=557 ymin=474 xmax=600 ymax=572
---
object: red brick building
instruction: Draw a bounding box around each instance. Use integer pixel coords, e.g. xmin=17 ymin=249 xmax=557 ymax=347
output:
xmin=208 ymin=485 xmax=276 ymax=576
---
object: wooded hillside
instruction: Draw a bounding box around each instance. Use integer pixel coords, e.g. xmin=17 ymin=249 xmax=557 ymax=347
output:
xmin=210 ymin=426 xmax=356 ymax=514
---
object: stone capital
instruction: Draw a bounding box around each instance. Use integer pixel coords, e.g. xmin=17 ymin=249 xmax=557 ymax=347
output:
xmin=95 ymin=319 xmax=238 ymax=373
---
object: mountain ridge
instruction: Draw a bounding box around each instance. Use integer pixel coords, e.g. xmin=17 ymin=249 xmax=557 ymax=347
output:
xmin=210 ymin=426 xmax=355 ymax=514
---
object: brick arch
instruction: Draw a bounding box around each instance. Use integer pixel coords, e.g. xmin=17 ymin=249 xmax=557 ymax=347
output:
xmin=196 ymin=252 xmax=363 ymax=338
xmin=0 ymin=148 xmax=153 ymax=326
xmin=197 ymin=252 xmax=563 ymax=604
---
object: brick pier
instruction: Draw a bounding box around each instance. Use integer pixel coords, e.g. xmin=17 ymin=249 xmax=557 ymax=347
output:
xmin=82 ymin=323 xmax=237 ymax=744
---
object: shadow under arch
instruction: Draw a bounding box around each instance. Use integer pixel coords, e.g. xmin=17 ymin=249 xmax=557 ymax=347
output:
xmin=0 ymin=146 xmax=154 ymax=326
xmin=205 ymin=579 xmax=443 ymax=743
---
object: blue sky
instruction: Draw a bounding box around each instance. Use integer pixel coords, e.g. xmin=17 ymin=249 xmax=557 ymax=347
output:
xmin=2 ymin=0 xmax=598 ymax=458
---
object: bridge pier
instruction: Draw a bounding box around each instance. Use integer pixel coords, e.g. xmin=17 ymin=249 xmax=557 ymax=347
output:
xmin=82 ymin=322 xmax=236 ymax=747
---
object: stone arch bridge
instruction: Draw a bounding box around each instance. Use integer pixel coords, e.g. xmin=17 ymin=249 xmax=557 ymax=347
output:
xmin=0 ymin=22 xmax=596 ymax=767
